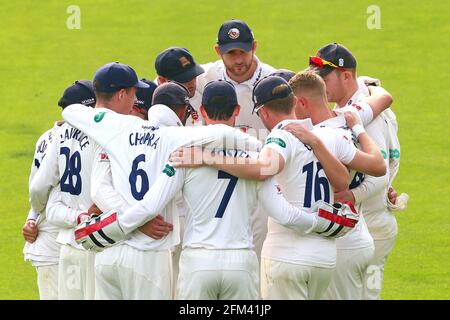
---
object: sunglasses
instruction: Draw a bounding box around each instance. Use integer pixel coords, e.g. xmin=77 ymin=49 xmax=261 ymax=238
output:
xmin=132 ymin=105 xmax=148 ymax=117
xmin=309 ymin=56 xmax=342 ymax=69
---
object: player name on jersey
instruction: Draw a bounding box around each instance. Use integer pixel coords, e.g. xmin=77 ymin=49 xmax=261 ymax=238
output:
xmin=60 ymin=127 xmax=90 ymax=151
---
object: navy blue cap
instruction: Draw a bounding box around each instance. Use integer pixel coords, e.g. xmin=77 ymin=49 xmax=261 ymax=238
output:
xmin=202 ymin=80 xmax=237 ymax=109
xmin=93 ymin=62 xmax=149 ymax=93
xmin=252 ymin=76 xmax=292 ymax=113
xmin=58 ymin=80 xmax=96 ymax=109
xmin=134 ymin=79 xmax=158 ymax=112
xmin=270 ymin=69 xmax=296 ymax=82
xmin=217 ymin=19 xmax=254 ymax=54
xmin=155 ymin=47 xmax=204 ymax=83
xmin=311 ymin=43 xmax=357 ymax=77
xmin=152 ymin=82 xmax=191 ymax=107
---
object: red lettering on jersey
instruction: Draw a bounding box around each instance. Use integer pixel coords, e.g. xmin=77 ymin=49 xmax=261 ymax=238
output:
xmin=239 ymin=127 xmax=248 ymax=133
xmin=352 ymin=103 xmax=362 ymax=111
xmin=343 ymin=135 xmax=349 ymax=141
xmin=100 ymin=153 xmax=109 ymax=160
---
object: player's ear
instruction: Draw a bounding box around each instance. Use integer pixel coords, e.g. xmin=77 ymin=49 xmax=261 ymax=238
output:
xmin=158 ymin=76 xmax=167 ymax=84
xmin=214 ymin=45 xmax=222 ymax=57
xmin=233 ymin=104 xmax=241 ymax=117
xmin=199 ymin=105 xmax=208 ymax=119
xmin=252 ymin=41 xmax=257 ymax=53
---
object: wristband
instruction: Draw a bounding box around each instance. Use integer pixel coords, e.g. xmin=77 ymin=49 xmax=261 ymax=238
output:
xmin=351 ymin=124 xmax=366 ymax=139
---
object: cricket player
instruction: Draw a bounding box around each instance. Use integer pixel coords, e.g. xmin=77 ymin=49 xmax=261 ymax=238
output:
xmin=190 ymin=18 xmax=277 ymax=264
xmin=61 ymin=80 xmax=263 ymax=299
xmin=74 ymin=80 xmax=358 ymax=300
xmin=23 ymin=80 xmax=96 ymax=299
xmin=309 ymin=43 xmax=406 ymax=299
xmin=288 ymin=70 xmax=392 ymax=299
xmin=88 ymin=82 xmax=191 ymax=299
xmin=188 ymin=76 xmax=386 ymax=299
xmin=154 ymin=47 xmax=204 ymax=98
xmin=29 ymin=63 xmax=148 ymax=299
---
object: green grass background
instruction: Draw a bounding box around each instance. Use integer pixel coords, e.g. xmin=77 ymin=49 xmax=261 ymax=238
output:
xmin=0 ymin=0 xmax=448 ymax=299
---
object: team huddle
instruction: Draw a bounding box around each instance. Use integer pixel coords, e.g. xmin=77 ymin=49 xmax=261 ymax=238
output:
xmin=22 ymin=19 xmax=408 ymax=300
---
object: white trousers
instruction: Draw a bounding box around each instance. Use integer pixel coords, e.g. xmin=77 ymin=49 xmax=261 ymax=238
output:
xmin=363 ymin=237 xmax=396 ymax=300
xmin=251 ymin=205 xmax=268 ymax=262
xmin=322 ymin=246 xmax=375 ymax=300
xmin=94 ymin=244 xmax=172 ymax=300
xmin=177 ymin=248 xmax=259 ymax=300
xmin=261 ymin=258 xmax=333 ymax=300
xmin=36 ymin=264 xmax=59 ymax=300
xmin=171 ymin=215 xmax=185 ymax=299
xmin=58 ymin=244 xmax=95 ymax=300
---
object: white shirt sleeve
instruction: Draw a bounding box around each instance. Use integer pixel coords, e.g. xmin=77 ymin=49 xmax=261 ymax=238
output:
xmin=90 ymin=147 xmax=129 ymax=213
xmin=351 ymin=119 xmax=390 ymax=203
xmin=262 ymin=129 xmax=292 ymax=162
xmin=335 ymin=102 xmax=374 ymax=127
xmin=26 ymin=209 xmax=39 ymax=221
xmin=257 ymin=177 xmax=315 ymax=234
xmin=333 ymin=131 xmax=357 ymax=165
xmin=62 ymin=104 xmax=137 ymax=148
xmin=119 ymin=164 xmax=185 ymax=234
xmin=29 ymin=131 xmax=60 ymax=214
xmin=46 ymin=184 xmax=84 ymax=228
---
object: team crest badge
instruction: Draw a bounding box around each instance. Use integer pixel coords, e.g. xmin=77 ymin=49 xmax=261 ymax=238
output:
xmin=228 ymin=28 xmax=240 ymax=39
xmin=179 ymin=56 xmax=191 ymax=68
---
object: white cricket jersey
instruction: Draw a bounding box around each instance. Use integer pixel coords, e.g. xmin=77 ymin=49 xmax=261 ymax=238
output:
xmin=120 ymin=146 xmax=320 ymax=250
xmin=261 ymin=119 xmax=357 ymax=268
xmin=62 ymin=104 xmax=262 ymax=251
xmin=336 ymin=82 xmax=398 ymax=240
xmin=189 ymin=56 xmax=276 ymax=140
xmin=24 ymin=125 xmax=61 ymax=266
xmin=30 ymin=121 xmax=96 ymax=249
xmin=315 ymin=115 xmax=374 ymax=250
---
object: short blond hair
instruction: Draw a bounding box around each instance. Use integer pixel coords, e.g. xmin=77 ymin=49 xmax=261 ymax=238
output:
xmin=289 ymin=69 xmax=326 ymax=100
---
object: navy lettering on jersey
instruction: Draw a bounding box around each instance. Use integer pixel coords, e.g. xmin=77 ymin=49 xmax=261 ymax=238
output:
xmin=129 ymin=132 xmax=160 ymax=149
xmin=60 ymin=127 xmax=90 ymax=151
xmin=36 ymin=139 xmax=47 ymax=154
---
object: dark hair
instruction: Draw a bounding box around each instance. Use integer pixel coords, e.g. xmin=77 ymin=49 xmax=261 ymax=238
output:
xmin=202 ymin=96 xmax=237 ymax=120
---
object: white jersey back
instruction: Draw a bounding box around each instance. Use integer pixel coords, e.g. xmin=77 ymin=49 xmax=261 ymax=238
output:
xmin=55 ymin=123 xmax=96 ymax=247
xmin=182 ymin=149 xmax=259 ymax=249
xmin=261 ymin=120 xmax=356 ymax=268
xmin=62 ymin=105 xmax=261 ymax=250
xmin=24 ymin=125 xmax=61 ymax=265
xmin=190 ymin=57 xmax=276 ymax=140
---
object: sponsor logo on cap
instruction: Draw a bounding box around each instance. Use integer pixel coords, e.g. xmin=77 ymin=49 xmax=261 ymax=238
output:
xmin=179 ymin=56 xmax=191 ymax=68
xmin=228 ymin=28 xmax=240 ymax=40
xmin=339 ymin=58 xmax=344 ymax=67
xmin=81 ymin=98 xmax=95 ymax=106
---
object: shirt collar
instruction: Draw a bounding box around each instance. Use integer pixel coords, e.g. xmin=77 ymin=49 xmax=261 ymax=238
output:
xmin=221 ymin=56 xmax=263 ymax=88
xmin=315 ymin=114 xmax=346 ymax=129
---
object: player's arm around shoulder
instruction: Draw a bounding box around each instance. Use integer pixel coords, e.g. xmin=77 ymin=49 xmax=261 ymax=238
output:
xmin=29 ymin=128 xmax=61 ymax=213
xmin=361 ymin=85 xmax=394 ymax=120
xmin=344 ymin=112 xmax=386 ymax=177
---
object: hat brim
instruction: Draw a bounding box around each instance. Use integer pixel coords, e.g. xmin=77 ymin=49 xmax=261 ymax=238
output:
xmin=218 ymin=42 xmax=253 ymax=54
xmin=171 ymin=64 xmax=205 ymax=83
xmin=134 ymin=79 xmax=151 ymax=89
xmin=313 ymin=66 xmax=334 ymax=78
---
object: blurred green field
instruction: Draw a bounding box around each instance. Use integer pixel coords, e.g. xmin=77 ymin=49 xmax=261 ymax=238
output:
xmin=0 ymin=0 xmax=448 ymax=299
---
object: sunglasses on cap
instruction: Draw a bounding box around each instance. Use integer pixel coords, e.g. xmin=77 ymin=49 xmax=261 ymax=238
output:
xmin=131 ymin=105 xmax=148 ymax=117
xmin=309 ymin=56 xmax=342 ymax=70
